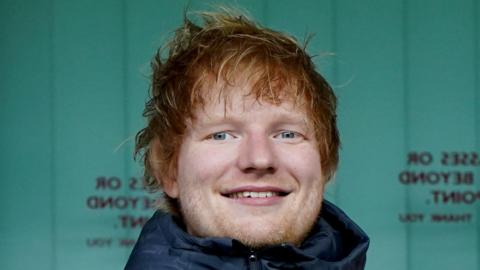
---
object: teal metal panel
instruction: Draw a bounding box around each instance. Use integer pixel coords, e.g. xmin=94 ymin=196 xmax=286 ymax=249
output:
xmin=0 ymin=0 xmax=54 ymax=269
xmin=52 ymin=1 xmax=127 ymax=269
xmin=476 ymin=0 xmax=480 ymax=267
xmin=334 ymin=1 xmax=407 ymax=269
xmin=406 ymin=0 xmax=478 ymax=269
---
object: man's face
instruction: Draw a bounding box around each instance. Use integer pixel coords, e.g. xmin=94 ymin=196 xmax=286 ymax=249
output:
xmin=163 ymin=81 xmax=325 ymax=247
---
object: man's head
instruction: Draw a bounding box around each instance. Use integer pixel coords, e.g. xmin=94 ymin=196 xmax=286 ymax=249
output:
xmin=135 ymin=10 xmax=339 ymax=247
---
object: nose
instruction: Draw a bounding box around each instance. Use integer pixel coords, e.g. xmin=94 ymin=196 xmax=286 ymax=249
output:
xmin=237 ymin=133 xmax=277 ymax=174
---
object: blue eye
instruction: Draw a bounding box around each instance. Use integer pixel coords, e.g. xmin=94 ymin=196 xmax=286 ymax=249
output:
xmin=279 ymin=131 xmax=297 ymax=139
xmin=210 ymin=132 xmax=234 ymax=140
xmin=213 ymin=132 xmax=227 ymax=140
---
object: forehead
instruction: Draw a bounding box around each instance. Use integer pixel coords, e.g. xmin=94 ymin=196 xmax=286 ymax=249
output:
xmin=185 ymin=80 xmax=313 ymax=133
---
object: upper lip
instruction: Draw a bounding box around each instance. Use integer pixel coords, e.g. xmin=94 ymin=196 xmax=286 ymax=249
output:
xmin=221 ymin=185 xmax=291 ymax=195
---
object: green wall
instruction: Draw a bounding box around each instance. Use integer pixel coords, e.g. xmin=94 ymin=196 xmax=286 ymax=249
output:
xmin=1 ymin=0 xmax=479 ymax=269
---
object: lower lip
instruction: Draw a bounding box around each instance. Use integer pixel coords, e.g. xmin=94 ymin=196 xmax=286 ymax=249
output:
xmin=227 ymin=195 xmax=285 ymax=206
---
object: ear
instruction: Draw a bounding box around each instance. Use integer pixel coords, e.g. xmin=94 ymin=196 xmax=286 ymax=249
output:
xmin=150 ymin=138 xmax=179 ymax=198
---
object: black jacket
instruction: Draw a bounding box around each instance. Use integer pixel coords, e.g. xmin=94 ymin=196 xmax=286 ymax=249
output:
xmin=125 ymin=200 xmax=369 ymax=269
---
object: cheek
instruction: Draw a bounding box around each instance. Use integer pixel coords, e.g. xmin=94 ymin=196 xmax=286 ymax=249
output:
xmin=177 ymin=144 xmax=235 ymax=186
xmin=278 ymin=147 xmax=323 ymax=184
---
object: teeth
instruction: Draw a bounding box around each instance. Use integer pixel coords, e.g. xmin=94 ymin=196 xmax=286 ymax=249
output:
xmin=229 ymin=191 xmax=279 ymax=199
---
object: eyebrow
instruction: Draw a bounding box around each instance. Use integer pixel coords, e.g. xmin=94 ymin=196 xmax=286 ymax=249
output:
xmin=193 ymin=111 xmax=310 ymax=130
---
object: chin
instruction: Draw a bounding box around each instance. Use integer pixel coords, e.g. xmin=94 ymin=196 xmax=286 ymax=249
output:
xmin=220 ymin=213 xmax=319 ymax=248
xmin=232 ymin=229 xmax=305 ymax=248
xmin=180 ymin=193 xmax=324 ymax=248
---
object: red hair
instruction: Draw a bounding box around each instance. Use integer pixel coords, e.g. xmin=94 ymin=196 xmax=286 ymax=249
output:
xmin=135 ymin=10 xmax=339 ymax=213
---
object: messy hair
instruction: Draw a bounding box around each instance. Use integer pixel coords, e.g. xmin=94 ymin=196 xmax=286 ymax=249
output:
xmin=135 ymin=9 xmax=339 ymax=213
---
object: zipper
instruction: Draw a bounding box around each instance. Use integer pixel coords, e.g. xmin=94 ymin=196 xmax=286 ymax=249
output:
xmin=248 ymin=250 xmax=259 ymax=270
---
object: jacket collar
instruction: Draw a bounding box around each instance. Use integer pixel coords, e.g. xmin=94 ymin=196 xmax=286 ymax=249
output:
xmin=129 ymin=200 xmax=369 ymax=269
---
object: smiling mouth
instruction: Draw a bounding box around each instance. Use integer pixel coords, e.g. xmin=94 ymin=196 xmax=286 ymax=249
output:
xmin=222 ymin=191 xmax=290 ymax=199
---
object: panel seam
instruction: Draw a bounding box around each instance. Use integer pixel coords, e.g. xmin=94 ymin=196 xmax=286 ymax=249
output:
xmin=48 ymin=0 xmax=57 ymax=268
xmin=474 ymin=0 xmax=480 ymax=268
xmin=402 ymin=0 xmax=411 ymax=269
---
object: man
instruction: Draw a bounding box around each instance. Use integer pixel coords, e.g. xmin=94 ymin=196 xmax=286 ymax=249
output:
xmin=126 ymin=10 xmax=369 ymax=270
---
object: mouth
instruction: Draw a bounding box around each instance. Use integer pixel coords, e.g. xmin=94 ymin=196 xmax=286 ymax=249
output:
xmin=220 ymin=186 xmax=291 ymax=205
xmin=224 ymin=191 xmax=289 ymax=199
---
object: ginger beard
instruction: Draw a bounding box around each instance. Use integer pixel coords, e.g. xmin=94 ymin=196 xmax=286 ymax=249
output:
xmin=178 ymin=175 xmax=324 ymax=247
xmin=162 ymin=83 xmax=326 ymax=248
